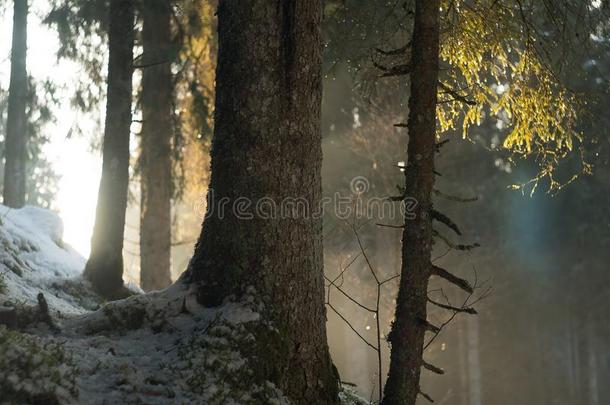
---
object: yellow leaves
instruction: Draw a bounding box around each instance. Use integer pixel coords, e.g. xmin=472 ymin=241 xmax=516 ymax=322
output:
xmin=175 ymin=1 xmax=217 ymax=200
xmin=437 ymin=0 xmax=585 ymax=190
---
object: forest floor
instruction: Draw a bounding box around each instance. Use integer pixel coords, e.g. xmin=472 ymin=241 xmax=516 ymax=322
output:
xmin=0 ymin=206 xmax=366 ymax=405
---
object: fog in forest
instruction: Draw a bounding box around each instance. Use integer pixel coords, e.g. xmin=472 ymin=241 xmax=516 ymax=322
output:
xmin=319 ymin=65 xmax=610 ymax=404
xmin=0 ymin=1 xmax=609 ymax=404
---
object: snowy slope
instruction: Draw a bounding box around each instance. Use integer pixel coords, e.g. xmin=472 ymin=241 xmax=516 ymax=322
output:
xmin=0 ymin=205 xmax=368 ymax=404
xmin=0 ymin=205 xmax=101 ymax=315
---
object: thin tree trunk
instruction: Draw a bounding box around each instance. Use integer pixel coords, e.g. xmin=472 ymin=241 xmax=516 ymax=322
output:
xmin=467 ymin=315 xmax=482 ymax=405
xmin=139 ymin=0 xmax=172 ymax=291
xmin=186 ymin=1 xmax=338 ymax=403
xmin=85 ymin=0 xmax=134 ymax=298
xmin=3 ymin=0 xmax=28 ymax=209
xmin=382 ymin=1 xmax=440 ymax=404
xmin=587 ymin=318 xmax=599 ymax=405
xmin=458 ymin=322 xmax=469 ymax=405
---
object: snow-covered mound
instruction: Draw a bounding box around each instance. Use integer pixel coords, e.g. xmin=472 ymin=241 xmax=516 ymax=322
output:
xmin=0 ymin=205 xmax=368 ymax=404
xmin=0 ymin=205 xmax=101 ymax=315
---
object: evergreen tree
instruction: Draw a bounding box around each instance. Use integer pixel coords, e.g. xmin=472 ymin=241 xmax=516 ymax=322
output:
xmin=186 ymin=1 xmax=339 ymax=403
xmin=382 ymin=1 xmax=440 ymax=403
xmin=85 ymin=0 xmax=134 ymax=298
xmin=139 ymin=0 xmax=173 ymax=291
xmin=3 ymin=0 xmax=28 ymax=208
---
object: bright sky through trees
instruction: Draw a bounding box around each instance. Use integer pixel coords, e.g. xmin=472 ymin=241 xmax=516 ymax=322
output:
xmin=0 ymin=3 xmax=101 ymax=256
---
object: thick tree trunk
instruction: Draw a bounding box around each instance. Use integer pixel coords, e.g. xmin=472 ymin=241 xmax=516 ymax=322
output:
xmin=382 ymin=1 xmax=440 ymax=404
xmin=85 ymin=0 xmax=134 ymax=298
xmin=139 ymin=0 xmax=172 ymax=291
xmin=3 ymin=0 xmax=28 ymax=209
xmin=186 ymin=1 xmax=338 ymax=403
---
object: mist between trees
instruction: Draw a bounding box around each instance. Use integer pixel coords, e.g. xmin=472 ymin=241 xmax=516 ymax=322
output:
xmin=1 ymin=0 xmax=609 ymax=404
xmin=192 ymin=179 xmax=419 ymax=221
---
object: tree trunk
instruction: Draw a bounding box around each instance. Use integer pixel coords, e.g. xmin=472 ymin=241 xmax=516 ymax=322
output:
xmin=186 ymin=1 xmax=338 ymax=403
xmin=587 ymin=317 xmax=600 ymax=405
xmin=467 ymin=315 xmax=483 ymax=405
xmin=3 ymin=0 xmax=28 ymax=209
xmin=139 ymin=0 xmax=172 ymax=291
xmin=85 ymin=0 xmax=134 ymax=298
xmin=382 ymin=1 xmax=440 ymax=404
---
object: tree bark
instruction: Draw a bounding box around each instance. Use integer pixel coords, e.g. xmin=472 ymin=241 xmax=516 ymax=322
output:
xmin=3 ymin=0 xmax=28 ymax=209
xmin=139 ymin=0 xmax=172 ymax=291
xmin=186 ymin=1 xmax=338 ymax=403
xmin=382 ymin=1 xmax=440 ymax=404
xmin=85 ymin=0 xmax=134 ymax=298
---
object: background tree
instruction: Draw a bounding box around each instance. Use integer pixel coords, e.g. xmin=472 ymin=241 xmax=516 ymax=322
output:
xmin=186 ymin=1 xmax=339 ymax=403
xmin=321 ymin=0 xmax=610 ymax=402
xmin=139 ymin=0 xmax=217 ymax=289
xmin=382 ymin=1 xmax=440 ymax=403
xmin=138 ymin=0 xmax=173 ymax=291
xmin=169 ymin=0 xmax=216 ymax=280
xmin=381 ymin=1 xmax=608 ymax=403
xmin=0 ymin=79 xmax=59 ymax=209
xmin=45 ymin=0 xmax=108 ymax=136
xmin=46 ymin=0 xmax=217 ymax=287
xmin=3 ymin=0 xmax=28 ymax=208
xmin=85 ymin=0 xmax=134 ymax=298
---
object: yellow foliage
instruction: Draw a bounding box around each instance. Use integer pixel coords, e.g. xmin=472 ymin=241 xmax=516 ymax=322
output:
xmin=172 ymin=1 xmax=216 ymax=261
xmin=437 ymin=0 xmax=588 ymax=190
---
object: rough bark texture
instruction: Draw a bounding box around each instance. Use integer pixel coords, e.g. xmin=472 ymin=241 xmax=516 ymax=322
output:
xmin=139 ymin=0 xmax=173 ymax=291
xmin=85 ymin=0 xmax=134 ymax=298
xmin=382 ymin=1 xmax=440 ymax=404
xmin=3 ymin=0 xmax=28 ymax=209
xmin=187 ymin=1 xmax=338 ymax=403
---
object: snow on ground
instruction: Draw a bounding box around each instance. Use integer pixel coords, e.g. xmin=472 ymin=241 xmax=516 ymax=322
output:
xmin=0 ymin=205 xmax=368 ymax=404
xmin=0 ymin=205 xmax=102 ymax=315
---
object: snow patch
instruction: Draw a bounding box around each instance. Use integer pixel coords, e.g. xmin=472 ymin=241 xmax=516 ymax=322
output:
xmin=0 ymin=205 xmax=101 ymax=316
xmin=0 ymin=205 xmax=369 ymax=404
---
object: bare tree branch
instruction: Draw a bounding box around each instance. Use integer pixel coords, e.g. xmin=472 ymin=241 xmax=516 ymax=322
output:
xmin=433 ymin=189 xmax=478 ymax=203
xmin=419 ymin=389 xmax=435 ymax=403
xmin=432 ymin=209 xmax=462 ymax=236
xmin=428 ymin=296 xmax=477 ymax=314
xmin=430 ymin=265 xmax=474 ymax=294
xmin=422 ymin=360 xmax=445 ymax=375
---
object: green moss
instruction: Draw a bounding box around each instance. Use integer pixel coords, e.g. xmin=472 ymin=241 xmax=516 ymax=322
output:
xmin=102 ymin=301 xmax=147 ymax=331
xmin=0 ymin=272 xmax=6 ymax=294
xmin=176 ymin=314 xmax=289 ymax=404
xmin=0 ymin=326 xmax=78 ymax=404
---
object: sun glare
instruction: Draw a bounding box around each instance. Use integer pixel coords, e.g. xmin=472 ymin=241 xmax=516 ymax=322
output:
xmin=1 ymin=3 xmax=101 ymax=257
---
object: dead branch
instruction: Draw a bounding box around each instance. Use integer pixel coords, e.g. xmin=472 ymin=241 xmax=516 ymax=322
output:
xmin=431 ymin=209 xmax=462 ymax=236
xmin=428 ymin=296 xmax=477 ymax=314
xmin=326 ymin=302 xmax=377 ymax=351
xmin=325 ymin=275 xmax=376 ymax=313
xmin=435 ymin=139 xmax=451 ymax=152
xmin=433 ymin=189 xmax=478 ymax=203
xmin=430 ymin=265 xmax=474 ymax=294
xmin=373 ymin=60 xmax=412 ymax=77
xmin=433 ymin=229 xmax=480 ymax=251
xmin=418 ymin=317 xmax=441 ymax=334
xmin=419 ymin=389 xmax=435 ymax=403
xmin=376 ymin=222 xmax=405 ymax=228
xmin=422 ymin=360 xmax=445 ymax=375
xmin=439 ymin=82 xmax=476 ymax=105
xmin=375 ymin=42 xmax=411 ymax=55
